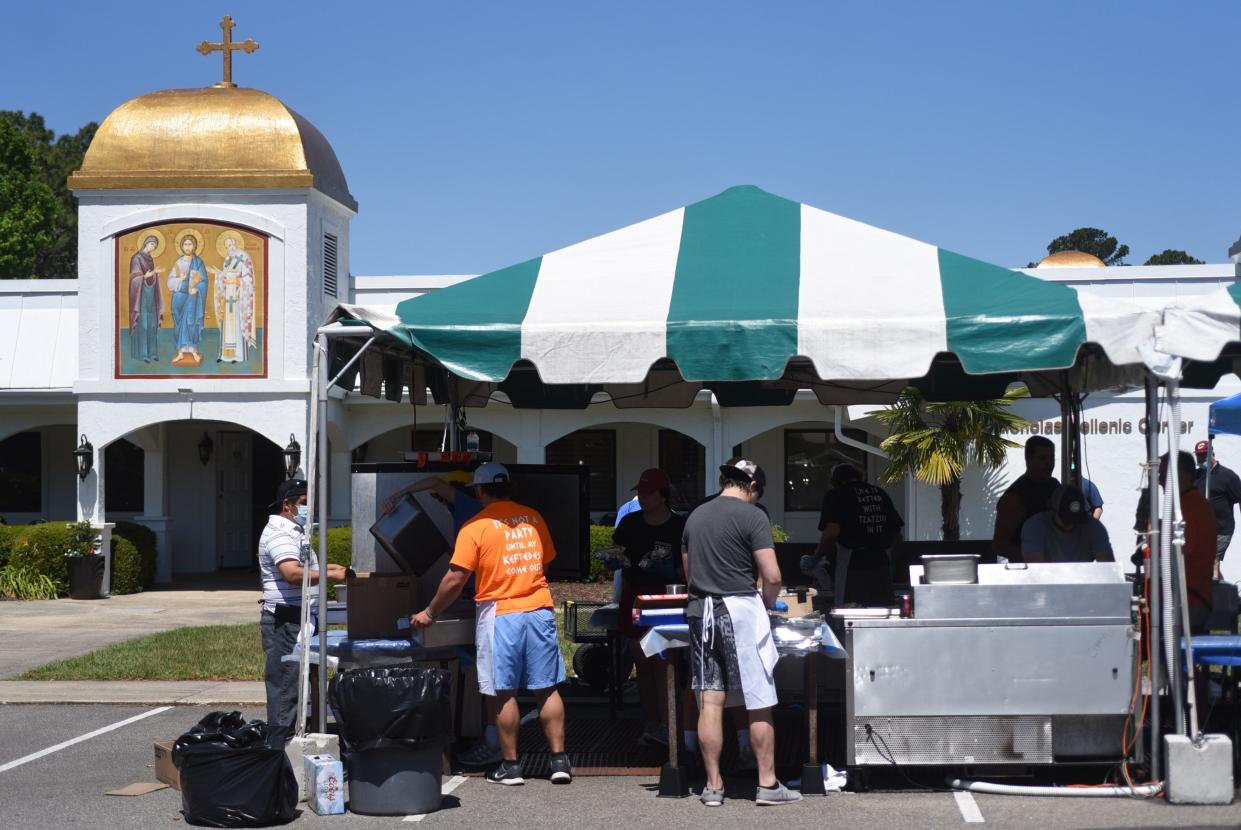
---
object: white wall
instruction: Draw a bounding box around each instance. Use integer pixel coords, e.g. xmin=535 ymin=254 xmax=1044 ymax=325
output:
xmin=908 ymin=380 xmax=1241 ymax=584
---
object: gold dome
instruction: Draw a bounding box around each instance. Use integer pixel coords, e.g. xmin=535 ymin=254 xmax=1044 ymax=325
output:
xmin=1036 ymin=250 xmax=1107 ymax=268
xmin=68 ymin=87 xmax=356 ymax=211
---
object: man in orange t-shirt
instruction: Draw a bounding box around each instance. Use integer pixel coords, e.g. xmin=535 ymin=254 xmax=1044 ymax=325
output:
xmin=412 ymin=462 xmax=570 ymax=786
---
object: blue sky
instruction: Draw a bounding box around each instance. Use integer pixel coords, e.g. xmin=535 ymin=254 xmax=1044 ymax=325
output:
xmin=5 ymin=1 xmax=1238 ymax=275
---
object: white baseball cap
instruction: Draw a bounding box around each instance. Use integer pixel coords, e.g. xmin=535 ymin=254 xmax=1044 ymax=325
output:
xmin=471 ymin=462 xmax=510 ymax=486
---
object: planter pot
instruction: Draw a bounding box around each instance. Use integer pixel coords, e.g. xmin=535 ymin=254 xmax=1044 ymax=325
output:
xmin=67 ymin=556 xmax=106 ymax=600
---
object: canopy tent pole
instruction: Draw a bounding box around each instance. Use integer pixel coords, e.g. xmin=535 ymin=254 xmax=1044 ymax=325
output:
xmin=1144 ymin=372 xmax=1162 ymax=781
xmin=1205 ymin=435 xmax=1213 ymax=498
xmin=1056 ymin=371 xmax=1084 ymax=486
xmin=304 ymin=325 xmax=378 ymax=734
xmin=316 ymin=344 xmax=330 ymax=731
xmin=294 ymin=340 xmax=323 ymax=739
xmin=1163 ymin=377 xmax=1200 ymax=738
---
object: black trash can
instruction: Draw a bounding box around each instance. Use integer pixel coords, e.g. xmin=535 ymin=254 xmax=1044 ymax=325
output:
xmin=66 ymin=555 xmax=105 ymax=600
xmin=330 ymin=667 xmax=453 ymax=816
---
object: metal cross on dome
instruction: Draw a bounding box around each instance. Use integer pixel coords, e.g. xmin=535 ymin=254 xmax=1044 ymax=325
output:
xmin=196 ymin=15 xmax=259 ymax=88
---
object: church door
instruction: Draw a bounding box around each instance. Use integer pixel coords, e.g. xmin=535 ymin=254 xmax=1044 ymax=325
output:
xmin=217 ymin=431 xmax=254 ymax=568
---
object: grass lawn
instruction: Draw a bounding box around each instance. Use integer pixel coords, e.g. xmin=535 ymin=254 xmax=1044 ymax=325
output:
xmin=17 ymin=623 xmax=264 ymax=681
xmin=15 ymin=617 xmax=582 ymax=682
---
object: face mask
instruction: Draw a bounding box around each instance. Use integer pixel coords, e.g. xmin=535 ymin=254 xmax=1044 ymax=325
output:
xmin=295 ymin=505 xmax=309 ymax=527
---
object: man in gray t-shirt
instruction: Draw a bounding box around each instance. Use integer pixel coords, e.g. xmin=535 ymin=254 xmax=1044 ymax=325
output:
xmin=680 ymin=460 xmax=800 ymax=807
xmin=1021 ymin=484 xmax=1113 ymax=564
xmin=683 ymin=497 xmax=773 ymax=618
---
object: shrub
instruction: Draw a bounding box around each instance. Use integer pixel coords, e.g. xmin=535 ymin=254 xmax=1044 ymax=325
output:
xmin=113 ymin=521 xmax=158 ymax=589
xmin=0 ymin=565 xmax=58 ymax=600
xmin=3 ymin=522 xmax=148 ymax=596
xmin=310 ymin=526 xmax=352 ymax=600
xmin=110 ymin=535 xmax=142 ymax=595
xmin=7 ymin=524 xmax=78 ymax=593
xmin=587 ymin=523 xmax=616 ymax=583
xmin=0 ymin=524 xmax=15 ymax=568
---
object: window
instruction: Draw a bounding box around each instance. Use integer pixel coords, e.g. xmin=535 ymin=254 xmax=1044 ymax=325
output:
xmin=411 ymin=429 xmax=494 ymax=453
xmin=0 ymin=432 xmax=41 ymax=512
xmin=658 ymin=430 xmax=705 ymax=511
xmin=545 ymin=430 xmax=616 ymax=512
xmin=323 ymin=233 xmax=339 ymax=297
xmin=784 ymin=428 xmax=870 ymax=512
xmin=105 ymin=439 xmax=144 ymax=513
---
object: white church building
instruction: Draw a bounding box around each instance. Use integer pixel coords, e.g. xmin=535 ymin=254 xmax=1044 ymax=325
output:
xmin=2 ymin=68 xmax=1240 ymax=585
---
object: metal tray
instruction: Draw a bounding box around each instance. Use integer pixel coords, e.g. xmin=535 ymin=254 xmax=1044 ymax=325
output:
xmin=920 ymin=553 xmax=979 ymax=584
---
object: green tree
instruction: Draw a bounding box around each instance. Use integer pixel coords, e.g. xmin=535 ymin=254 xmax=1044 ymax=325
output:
xmin=0 ymin=112 xmax=97 ymax=278
xmin=1045 ymin=227 xmax=1130 ymax=265
xmin=0 ymin=118 xmax=56 ymax=278
xmin=1143 ymin=249 xmax=1203 ymax=266
xmin=868 ymin=386 xmax=1027 ymax=541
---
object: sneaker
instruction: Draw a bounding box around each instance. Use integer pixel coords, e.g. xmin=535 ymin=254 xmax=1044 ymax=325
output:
xmin=486 ymin=759 xmax=525 ymax=786
xmin=549 ymin=753 xmax=573 ymax=784
xmin=756 ymin=781 xmax=802 ymax=806
xmin=458 ymin=737 xmax=502 ymax=768
xmin=735 ymin=743 xmax=757 ymax=772
xmin=700 ymin=786 xmax=725 ymax=807
xmin=637 ymin=723 xmax=669 ymax=748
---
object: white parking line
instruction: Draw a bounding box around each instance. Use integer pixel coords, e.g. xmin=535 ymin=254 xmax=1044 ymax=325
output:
xmin=953 ymin=790 xmax=985 ymax=823
xmin=403 ymin=775 xmax=468 ymax=822
xmin=0 ymin=706 xmax=173 ymax=774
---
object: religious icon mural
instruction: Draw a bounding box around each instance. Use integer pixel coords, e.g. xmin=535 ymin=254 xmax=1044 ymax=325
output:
xmin=115 ymin=221 xmax=267 ymax=377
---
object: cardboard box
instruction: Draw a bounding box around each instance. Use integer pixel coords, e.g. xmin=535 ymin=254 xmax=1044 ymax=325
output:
xmin=287 ymin=733 xmax=340 ymax=803
xmin=346 ymin=573 xmax=418 ymax=640
xmin=775 ymin=587 xmax=818 ymax=619
xmin=153 ymin=740 xmax=179 ymax=790
xmin=304 ymin=754 xmax=346 ymax=815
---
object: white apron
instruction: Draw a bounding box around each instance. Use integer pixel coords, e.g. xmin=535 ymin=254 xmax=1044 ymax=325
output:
xmin=702 ymin=594 xmax=780 ymax=710
xmin=474 ymin=600 xmax=498 ymax=696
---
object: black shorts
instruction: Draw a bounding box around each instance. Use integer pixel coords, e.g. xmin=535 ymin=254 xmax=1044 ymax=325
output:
xmin=687 ymin=603 xmax=742 ymax=694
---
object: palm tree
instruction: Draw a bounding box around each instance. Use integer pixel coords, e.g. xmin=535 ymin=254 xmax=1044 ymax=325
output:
xmin=867 ymin=386 xmax=1028 ymax=541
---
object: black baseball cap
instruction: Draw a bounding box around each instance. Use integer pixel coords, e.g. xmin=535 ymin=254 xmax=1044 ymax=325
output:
xmin=1049 ymin=484 xmax=1087 ymax=527
xmin=270 ymin=478 xmax=307 ymax=509
xmin=720 ymin=459 xmax=767 ymax=494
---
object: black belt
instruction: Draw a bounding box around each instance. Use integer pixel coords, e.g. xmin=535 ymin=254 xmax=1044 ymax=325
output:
xmin=265 ymin=603 xmax=303 ymax=625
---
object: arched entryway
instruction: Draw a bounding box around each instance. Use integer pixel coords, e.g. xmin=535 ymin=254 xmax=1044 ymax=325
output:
xmin=104 ymin=421 xmax=288 ymax=580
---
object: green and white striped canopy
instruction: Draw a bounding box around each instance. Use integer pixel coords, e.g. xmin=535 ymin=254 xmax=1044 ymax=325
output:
xmin=1158 ymin=283 xmax=1241 ymax=364
xmin=340 ymin=186 xmax=1154 ymax=398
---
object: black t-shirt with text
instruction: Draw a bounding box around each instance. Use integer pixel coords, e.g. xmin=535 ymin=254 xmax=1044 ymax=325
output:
xmin=817 ymin=480 xmax=903 ymax=551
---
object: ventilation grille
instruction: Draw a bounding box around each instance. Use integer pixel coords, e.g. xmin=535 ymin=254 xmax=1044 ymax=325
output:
xmin=854 ymin=716 xmax=1052 ymax=765
xmin=323 ymin=233 xmax=339 ymax=297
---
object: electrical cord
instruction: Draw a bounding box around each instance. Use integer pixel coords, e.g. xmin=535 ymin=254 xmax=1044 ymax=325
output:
xmin=862 ymin=723 xmax=954 ymax=793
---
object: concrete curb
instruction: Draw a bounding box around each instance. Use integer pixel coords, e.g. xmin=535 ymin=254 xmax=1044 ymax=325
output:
xmin=0 ymin=681 xmax=266 ymax=705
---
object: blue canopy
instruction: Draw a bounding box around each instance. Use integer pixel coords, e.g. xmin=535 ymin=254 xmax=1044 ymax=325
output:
xmin=1209 ymin=392 xmax=1241 ymax=437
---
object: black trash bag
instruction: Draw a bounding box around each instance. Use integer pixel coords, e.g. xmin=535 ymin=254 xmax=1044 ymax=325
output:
xmin=330 ymin=666 xmax=453 ymax=750
xmin=172 ymin=711 xmax=297 ymax=828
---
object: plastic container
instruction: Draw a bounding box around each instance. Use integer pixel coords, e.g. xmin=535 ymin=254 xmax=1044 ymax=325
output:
xmin=920 ymin=554 xmax=979 ymax=584
xmin=67 ymin=555 xmax=105 ymax=599
xmin=347 ymin=744 xmax=443 ymax=815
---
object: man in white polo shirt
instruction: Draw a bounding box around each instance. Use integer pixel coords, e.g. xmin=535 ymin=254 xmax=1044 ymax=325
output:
xmin=258 ymin=478 xmax=349 ymax=743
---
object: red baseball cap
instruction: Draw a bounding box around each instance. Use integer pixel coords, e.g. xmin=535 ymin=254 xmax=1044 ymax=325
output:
xmin=631 ymin=468 xmax=671 ymax=493
xmin=1195 ymin=440 xmax=1210 ymax=457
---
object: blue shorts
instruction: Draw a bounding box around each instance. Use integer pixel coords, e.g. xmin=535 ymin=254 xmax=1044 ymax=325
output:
xmin=476 ymin=605 xmax=566 ymax=695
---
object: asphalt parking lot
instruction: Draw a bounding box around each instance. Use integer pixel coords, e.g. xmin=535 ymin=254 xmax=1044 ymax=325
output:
xmin=2 ymin=703 xmax=1240 ymax=830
